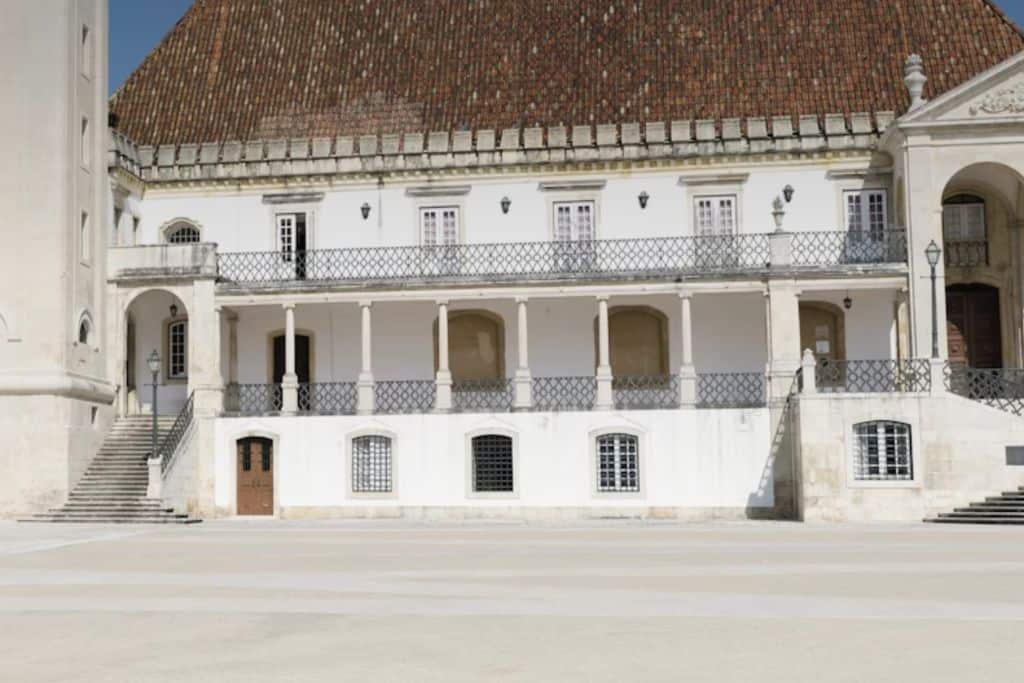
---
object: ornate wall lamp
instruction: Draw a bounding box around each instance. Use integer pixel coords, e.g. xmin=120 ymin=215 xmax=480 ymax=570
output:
xmin=360 ymin=202 xmax=371 ymax=220
xmin=783 ymin=184 xmax=795 ymax=203
xmin=500 ymin=196 xmax=511 ymax=214
xmin=638 ymin=191 xmax=650 ymax=209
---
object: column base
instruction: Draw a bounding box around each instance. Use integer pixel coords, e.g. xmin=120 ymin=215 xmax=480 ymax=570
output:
xmin=678 ymin=365 xmax=697 ymax=408
xmin=595 ymin=366 xmax=613 ymax=410
xmin=513 ymin=370 xmax=532 ymax=410
xmin=357 ymin=375 xmax=374 ymax=415
xmin=281 ymin=374 xmax=299 ymax=414
xmin=435 ymin=371 xmax=453 ymax=413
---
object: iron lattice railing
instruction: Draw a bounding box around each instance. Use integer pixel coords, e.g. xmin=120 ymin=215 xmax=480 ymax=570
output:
xmin=156 ymin=391 xmax=194 ymax=473
xmin=944 ymin=241 xmax=989 ymax=268
xmin=224 ymin=383 xmax=283 ymax=414
xmin=217 ymin=234 xmax=776 ymax=288
xmin=946 ymin=364 xmax=1024 ymax=416
xmin=816 ymin=359 xmax=931 ymax=393
xmin=791 ymin=230 xmax=907 ymax=267
xmin=697 ymin=373 xmax=766 ymax=408
xmin=375 ymin=379 xmax=437 ymax=414
xmin=612 ymin=375 xmax=680 ymax=410
xmin=452 ymin=379 xmax=514 ymax=412
xmin=532 ymin=376 xmax=597 ymax=412
xmin=297 ymin=382 xmax=357 ymax=415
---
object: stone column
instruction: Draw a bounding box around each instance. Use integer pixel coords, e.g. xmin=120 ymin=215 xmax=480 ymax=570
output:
xmin=678 ymin=291 xmax=696 ymax=407
xmin=435 ymin=300 xmax=452 ymax=412
xmin=595 ymin=296 xmax=613 ymax=409
xmin=357 ymin=301 xmax=374 ymax=414
xmin=894 ymin=289 xmax=910 ymax=362
xmin=281 ymin=303 xmax=298 ymax=414
xmin=513 ymin=297 xmax=532 ymax=410
xmin=191 ymin=280 xmax=225 ymax=517
xmin=764 ymin=281 xmax=801 ymax=520
xmin=227 ymin=310 xmax=239 ymax=385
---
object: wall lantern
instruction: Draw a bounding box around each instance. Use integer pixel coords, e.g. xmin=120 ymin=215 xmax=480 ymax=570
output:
xmin=146 ymin=349 xmax=161 ymax=376
xmin=638 ymin=191 xmax=650 ymax=209
xmin=169 ymin=303 xmax=178 ymax=318
xmin=360 ymin=202 xmax=371 ymax=220
xmin=843 ymin=293 xmax=853 ymax=310
xmin=500 ymin=196 xmax=511 ymax=214
xmin=783 ymin=184 xmax=795 ymax=203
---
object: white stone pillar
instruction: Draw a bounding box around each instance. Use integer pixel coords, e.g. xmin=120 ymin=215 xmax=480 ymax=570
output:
xmin=435 ymin=300 xmax=452 ymax=412
xmin=281 ymin=303 xmax=298 ymax=413
xmin=895 ymin=289 xmax=910 ymax=363
xmin=766 ymin=282 xmax=801 ymax=403
xmin=146 ymin=456 xmax=163 ymax=499
xmin=227 ymin=311 xmax=239 ymax=385
xmin=514 ymin=297 xmax=532 ymax=410
xmin=800 ymin=348 xmax=817 ymax=395
xmin=357 ymin=301 xmax=374 ymax=414
xmin=595 ymin=296 xmax=613 ymax=409
xmin=678 ymin=291 xmax=697 ymax=407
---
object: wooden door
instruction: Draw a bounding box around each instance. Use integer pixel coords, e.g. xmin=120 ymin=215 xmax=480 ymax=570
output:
xmin=237 ymin=437 xmax=273 ymax=515
xmin=947 ymin=284 xmax=1001 ymax=368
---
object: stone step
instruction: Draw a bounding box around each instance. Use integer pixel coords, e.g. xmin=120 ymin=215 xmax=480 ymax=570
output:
xmin=22 ymin=516 xmax=200 ymax=524
xmin=937 ymin=510 xmax=1024 ymax=519
xmin=962 ymin=505 xmax=1024 ymax=513
xmin=926 ymin=516 xmax=1024 ymax=525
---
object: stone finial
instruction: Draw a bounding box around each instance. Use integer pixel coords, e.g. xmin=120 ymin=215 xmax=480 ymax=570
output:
xmin=904 ymin=54 xmax=927 ymax=112
xmin=772 ymin=195 xmax=785 ymax=231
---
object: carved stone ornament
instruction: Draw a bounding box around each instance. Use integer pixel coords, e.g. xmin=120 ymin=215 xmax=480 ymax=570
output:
xmin=969 ymin=81 xmax=1024 ymax=116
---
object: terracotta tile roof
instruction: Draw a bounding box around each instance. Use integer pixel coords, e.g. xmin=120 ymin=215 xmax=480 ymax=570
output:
xmin=111 ymin=0 xmax=1024 ymax=146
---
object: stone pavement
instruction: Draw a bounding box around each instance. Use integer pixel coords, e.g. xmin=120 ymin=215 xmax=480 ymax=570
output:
xmin=0 ymin=520 xmax=1022 ymax=682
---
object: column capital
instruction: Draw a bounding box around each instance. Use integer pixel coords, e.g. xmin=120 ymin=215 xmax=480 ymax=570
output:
xmin=514 ymin=296 xmax=529 ymax=305
xmin=595 ymin=294 xmax=610 ymax=303
xmin=435 ymin=298 xmax=449 ymax=307
xmin=358 ymin=300 xmax=373 ymax=309
xmin=282 ymin=302 xmax=296 ymax=311
xmin=677 ymin=289 xmax=693 ymax=300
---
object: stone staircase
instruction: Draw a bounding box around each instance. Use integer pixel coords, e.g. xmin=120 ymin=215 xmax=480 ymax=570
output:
xmin=21 ymin=416 xmax=200 ymax=524
xmin=926 ymin=487 xmax=1024 ymax=525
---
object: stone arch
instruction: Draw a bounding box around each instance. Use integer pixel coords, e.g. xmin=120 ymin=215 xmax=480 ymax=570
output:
xmin=595 ymin=305 xmax=669 ymax=376
xmin=159 ymin=217 xmax=203 ymax=244
xmin=434 ymin=309 xmax=506 ymax=382
xmin=123 ymin=288 xmax=192 ymax=415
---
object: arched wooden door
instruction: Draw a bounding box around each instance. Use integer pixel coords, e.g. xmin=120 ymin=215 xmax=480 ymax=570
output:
xmin=947 ymin=284 xmax=1001 ymax=368
xmin=237 ymin=437 xmax=274 ymax=515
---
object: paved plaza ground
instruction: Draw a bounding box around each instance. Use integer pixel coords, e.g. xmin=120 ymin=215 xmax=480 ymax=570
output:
xmin=0 ymin=520 xmax=1022 ymax=682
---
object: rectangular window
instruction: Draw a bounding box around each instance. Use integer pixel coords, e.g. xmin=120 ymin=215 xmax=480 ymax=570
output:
xmin=168 ymin=321 xmax=187 ymax=379
xmin=420 ymin=207 xmax=459 ymax=246
xmin=553 ymin=201 xmax=595 ymax=241
xmin=352 ymin=435 xmax=393 ymax=493
xmin=81 ymin=117 xmax=90 ymax=169
xmin=80 ymin=212 xmax=90 ymax=261
xmin=844 ymin=190 xmax=887 ymax=241
xmin=853 ymin=421 xmax=913 ymax=481
xmin=597 ymin=434 xmax=640 ymax=492
xmin=943 ymin=204 xmax=986 ymax=242
xmin=472 ymin=434 xmax=514 ymax=493
xmin=694 ymin=195 xmax=736 ymax=236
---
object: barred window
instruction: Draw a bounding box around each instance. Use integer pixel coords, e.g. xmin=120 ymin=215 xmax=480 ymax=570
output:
xmin=471 ymin=434 xmax=514 ymax=493
xmin=168 ymin=320 xmax=187 ymax=379
xmin=597 ymin=433 xmax=639 ymax=492
xmin=352 ymin=435 xmax=393 ymax=493
xmin=853 ymin=421 xmax=913 ymax=481
xmin=166 ymin=222 xmax=201 ymax=244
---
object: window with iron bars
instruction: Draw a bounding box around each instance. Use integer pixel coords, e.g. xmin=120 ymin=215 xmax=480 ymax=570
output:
xmin=596 ymin=433 xmax=639 ymax=492
xmin=351 ymin=435 xmax=392 ymax=493
xmin=471 ymin=434 xmax=514 ymax=493
xmin=166 ymin=222 xmax=201 ymax=244
xmin=852 ymin=421 xmax=913 ymax=481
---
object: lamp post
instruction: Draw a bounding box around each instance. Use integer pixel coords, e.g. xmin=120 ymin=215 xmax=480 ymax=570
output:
xmin=147 ymin=349 xmax=160 ymax=460
xmin=925 ymin=240 xmax=942 ymax=359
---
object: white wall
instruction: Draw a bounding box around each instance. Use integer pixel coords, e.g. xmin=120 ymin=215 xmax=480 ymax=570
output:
xmin=213 ymin=408 xmax=773 ymax=516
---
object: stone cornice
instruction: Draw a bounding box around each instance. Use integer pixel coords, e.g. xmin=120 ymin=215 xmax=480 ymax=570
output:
xmin=108 ymin=113 xmax=895 ymax=188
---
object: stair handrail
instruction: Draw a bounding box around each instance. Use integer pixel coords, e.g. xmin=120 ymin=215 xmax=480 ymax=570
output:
xmin=156 ymin=391 xmax=195 ymax=474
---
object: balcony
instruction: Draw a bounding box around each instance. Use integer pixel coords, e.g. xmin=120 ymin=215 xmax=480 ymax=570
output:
xmin=109 ymin=243 xmax=218 ymax=281
xmin=216 ymin=230 xmax=907 ymax=291
xmin=944 ymin=240 xmax=989 ymax=268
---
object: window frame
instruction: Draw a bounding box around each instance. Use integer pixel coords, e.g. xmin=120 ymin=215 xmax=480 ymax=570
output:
xmin=942 ymin=195 xmax=987 ymax=244
xmin=163 ymin=221 xmax=202 ymax=244
xmin=346 ymin=429 xmax=398 ymax=499
xmin=419 ymin=205 xmax=461 ymax=247
xmin=465 ymin=428 xmax=519 ymax=499
xmin=848 ymin=420 xmax=918 ymax=488
xmin=164 ymin=317 xmax=188 ymax=383
xmin=692 ymin=194 xmax=738 ymax=237
xmin=590 ymin=427 xmax=645 ymax=498
xmin=843 ymin=189 xmax=889 ymax=242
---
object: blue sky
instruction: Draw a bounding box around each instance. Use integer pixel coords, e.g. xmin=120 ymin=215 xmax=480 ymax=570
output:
xmin=109 ymin=0 xmax=1024 ymax=95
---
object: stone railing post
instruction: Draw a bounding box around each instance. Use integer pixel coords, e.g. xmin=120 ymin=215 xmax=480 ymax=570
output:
xmin=930 ymin=357 xmax=947 ymax=397
xmin=146 ymin=456 xmax=163 ymax=499
xmin=801 ymin=348 xmax=817 ymax=395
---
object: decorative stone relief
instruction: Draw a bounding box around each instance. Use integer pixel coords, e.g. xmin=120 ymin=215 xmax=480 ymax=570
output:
xmin=969 ymin=81 xmax=1024 ymax=116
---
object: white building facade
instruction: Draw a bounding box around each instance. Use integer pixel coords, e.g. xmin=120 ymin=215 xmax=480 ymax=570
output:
xmin=4 ymin=1 xmax=1024 ymax=522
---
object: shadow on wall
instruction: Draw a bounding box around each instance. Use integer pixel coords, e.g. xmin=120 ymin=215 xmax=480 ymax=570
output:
xmin=746 ymin=393 xmax=800 ymax=521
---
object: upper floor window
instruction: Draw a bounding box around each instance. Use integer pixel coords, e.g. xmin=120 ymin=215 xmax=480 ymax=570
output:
xmin=78 ymin=319 xmax=91 ymax=345
xmin=844 ymin=189 xmax=887 ymax=241
xmin=554 ymin=201 xmax=595 ymax=242
xmin=596 ymin=433 xmax=640 ymax=492
xmin=942 ymin=194 xmax=986 ymax=243
xmin=167 ymin=320 xmax=188 ymax=380
xmin=165 ymin=222 xmax=201 ymax=244
xmin=420 ymin=207 xmax=459 ymax=246
xmin=852 ymin=421 xmax=912 ymax=482
xmin=694 ymin=195 xmax=736 ymax=236
xmin=351 ymin=435 xmax=393 ymax=493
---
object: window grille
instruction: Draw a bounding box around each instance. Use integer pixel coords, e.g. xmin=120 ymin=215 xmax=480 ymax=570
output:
xmin=168 ymin=320 xmax=187 ymax=379
xmin=352 ymin=435 xmax=392 ymax=493
xmin=845 ymin=190 xmax=887 ymax=241
xmin=471 ymin=434 xmax=514 ymax=492
xmin=597 ymin=433 xmax=639 ymax=492
xmin=852 ymin=421 xmax=912 ymax=481
xmin=166 ymin=223 xmax=201 ymax=244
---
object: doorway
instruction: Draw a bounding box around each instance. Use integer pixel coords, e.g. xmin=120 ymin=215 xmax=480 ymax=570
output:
xmin=947 ymin=284 xmax=1001 ymax=368
xmin=799 ymin=302 xmax=846 ymax=386
xmin=272 ymin=333 xmax=311 ymax=410
xmin=236 ymin=437 xmax=274 ymax=515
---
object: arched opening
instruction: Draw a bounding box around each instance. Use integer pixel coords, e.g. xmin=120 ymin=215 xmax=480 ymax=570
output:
xmin=596 ymin=306 xmax=668 ymax=377
xmin=947 ymin=283 xmax=1002 ymax=368
xmin=268 ymin=330 xmax=313 ymax=410
xmin=435 ymin=310 xmax=505 ymax=382
xmin=799 ymin=302 xmax=846 ymax=386
xmin=162 ymin=219 xmax=202 ymax=244
xmin=942 ymin=193 xmax=987 ymax=267
xmin=124 ymin=289 xmax=189 ymax=415
xmin=78 ymin=318 xmax=91 ymax=345
xmin=236 ymin=437 xmax=274 ymax=515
